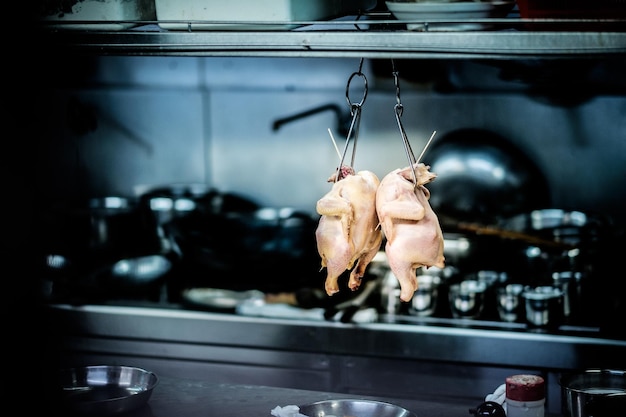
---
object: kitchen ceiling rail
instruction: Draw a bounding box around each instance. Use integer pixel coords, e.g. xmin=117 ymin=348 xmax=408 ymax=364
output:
xmin=38 ymin=19 xmax=626 ymax=59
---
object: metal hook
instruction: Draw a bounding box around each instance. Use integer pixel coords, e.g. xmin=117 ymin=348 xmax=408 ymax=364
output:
xmin=335 ymin=59 xmax=367 ymax=183
xmin=335 ymin=105 xmax=362 ymax=182
xmin=391 ymin=59 xmax=402 ymax=108
xmin=394 ymin=104 xmax=418 ymax=187
xmin=391 ymin=59 xmax=419 ymax=187
xmin=345 ymin=58 xmax=368 ymax=111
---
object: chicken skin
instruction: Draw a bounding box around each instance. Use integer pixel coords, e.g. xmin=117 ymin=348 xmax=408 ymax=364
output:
xmin=316 ymin=169 xmax=383 ymax=297
xmin=376 ymin=163 xmax=445 ymax=302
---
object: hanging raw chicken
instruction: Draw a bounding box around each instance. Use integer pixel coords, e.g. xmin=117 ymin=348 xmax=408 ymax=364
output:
xmin=315 ymin=166 xmax=383 ymax=297
xmin=376 ymin=162 xmax=445 ymax=302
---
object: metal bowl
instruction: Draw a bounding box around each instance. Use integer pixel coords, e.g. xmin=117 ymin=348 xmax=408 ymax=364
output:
xmin=58 ymin=365 xmax=158 ymax=415
xmin=299 ymin=399 xmax=417 ymax=417
xmin=560 ymin=369 xmax=626 ymax=417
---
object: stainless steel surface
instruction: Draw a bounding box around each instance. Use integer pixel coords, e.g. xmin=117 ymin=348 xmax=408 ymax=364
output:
xmin=39 ymin=23 xmax=626 ymax=58
xmin=46 ymin=303 xmax=626 ymax=369
xmin=560 ymin=369 xmax=626 ymax=417
xmin=58 ymin=365 xmax=158 ymax=415
xmin=299 ymin=399 xmax=417 ymax=417
xmin=54 ymin=375 xmax=472 ymax=417
xmin=44 ymin=304 xmax=626 ymax=415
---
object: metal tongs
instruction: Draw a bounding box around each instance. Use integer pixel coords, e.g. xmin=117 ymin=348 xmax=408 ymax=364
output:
xmin=391 ymin=59 xmax=436 ymax=188
xmin=331 ymin=58 xmax=369 ymax=182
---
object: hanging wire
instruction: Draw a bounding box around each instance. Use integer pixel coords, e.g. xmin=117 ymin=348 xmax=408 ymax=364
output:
xmin=391 ymin=59 xmax=418 ymax=187
xmin=391 ymin=59 xmax=436 ymax=188
xmin=335 ymin=58 xmax=368 ymax=182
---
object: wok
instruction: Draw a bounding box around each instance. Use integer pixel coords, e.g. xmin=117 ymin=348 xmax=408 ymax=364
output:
xmin=426 ymin=128 xmax=550 ymax=225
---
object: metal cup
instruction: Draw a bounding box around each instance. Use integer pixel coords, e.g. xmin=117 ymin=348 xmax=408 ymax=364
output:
xmin=409 ymin=275 xmax=441 ymax=317
xmin=522 ymin=285 xmax=564 ymax=328
xmin=380 ymin=271 xmax=402 ymax=315
xmin=552 ymin=271 xmax=583 ymax=321
xmin=448 ymin=280 xmax=487 ymax=319
xmin=496 ymin=283 xmax=524 ymax=322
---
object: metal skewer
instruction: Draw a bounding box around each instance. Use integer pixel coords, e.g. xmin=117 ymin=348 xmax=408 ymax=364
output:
xmin=392 ymin=59 xmax=437 ymax=188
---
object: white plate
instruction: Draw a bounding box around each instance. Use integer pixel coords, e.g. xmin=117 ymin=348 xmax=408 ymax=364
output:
xmin=182 ymin=288 xmax=264 ymax=309
xmin=386 ymin=1 xmax=515 ymax=31
xmin=155 ymin=0 xmax=377 ymax=31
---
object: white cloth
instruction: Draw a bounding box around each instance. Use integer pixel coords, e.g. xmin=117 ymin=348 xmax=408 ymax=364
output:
xmin=485 ymin=383 xmax=507 ymax=413
xmin=270 ymin=405 xmax=309 ymax=417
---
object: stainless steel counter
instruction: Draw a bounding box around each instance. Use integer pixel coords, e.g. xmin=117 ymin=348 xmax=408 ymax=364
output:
xmin=52 ymin=375 xmax=476 ymax=417
xmin=42 ymin=303 xmax=626 ymax=415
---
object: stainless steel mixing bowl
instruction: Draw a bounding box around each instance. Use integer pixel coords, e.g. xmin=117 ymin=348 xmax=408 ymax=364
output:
xmin=58 ymin=365 xmax=158 ymax=415
xmin=299 ymin=399 xmax=417 ymax=417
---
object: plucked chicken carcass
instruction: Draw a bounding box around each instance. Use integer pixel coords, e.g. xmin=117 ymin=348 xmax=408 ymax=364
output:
xmin=315 ymin=166 xmax=383 ymax=297
xmin=376 ymin=162 xmax=445 ymax=302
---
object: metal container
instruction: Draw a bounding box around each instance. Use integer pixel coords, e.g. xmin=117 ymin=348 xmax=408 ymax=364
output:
xmin=496 ymin=283 xmax=524 ymax=322
xmin=299 ymin=399 xmax=416 ymax=417
xmin=448 ymin=280 xmax=487 ymax=319
xmin=552 ymin=271 xmax=583 ymax=320
xmin=560 ymin=369 xmax=626 ymax=417
xmin=380 ymin=270 xmax=402 ymax=315
xmin=58 ymin=365 xmax=158 ymax=415
xmin=409 ymin=275 xmax=440 ymax=317
xmin=522 ymin=285 xmax=563 ymax=328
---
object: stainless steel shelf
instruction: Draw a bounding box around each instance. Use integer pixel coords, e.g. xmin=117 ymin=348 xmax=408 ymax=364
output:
xmin=38 ymin=19 xmax=626 ymax=59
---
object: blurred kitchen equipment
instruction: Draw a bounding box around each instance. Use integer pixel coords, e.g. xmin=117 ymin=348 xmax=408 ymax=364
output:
xmin=155 ymin=0 xmax=377 ymax=30
xmin=560 ymin=369 xmax=626 ymax=417
xmin=500 ymin=209 xmax=609 ymax=248
xmin=182 ymin=288 xmax=264 ymax=311
xmin=36 ymin=196 xmax=177 ymax=302
xmin=40 ymin=0 xmax=157 ymax=30
xmin=552 ymin=271 xmax=583 ymax=321
xmin=409 ymin=274 xmax=440 ymax=317
xmin=57 ymin=365 xmax=158 ymax=415
xmin=448 ymin=280 xmax=487 ymax=319
xmin=153 ymin=186 xmax=322 ymax=295
xmin=427 ymin=128 xmax=550 ymax=225
xmin=522 ymin=285 xmax=563 ymax=328
xmin=496 ymin=283 xmax=524 ymax=322
xmin=385 ymin=1 xmax=515 ymax=31
xmin=326 ymin=279 xmax=380 ymax=322
xmin=299 ymin=399 xmax=416 ymax=417
xmin=380 ymin=270 xmax=403 ymax=315
xmin=469 ymin=401 xmax=506 ymax=417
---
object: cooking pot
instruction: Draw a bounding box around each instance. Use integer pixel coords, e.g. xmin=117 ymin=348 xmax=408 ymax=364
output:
xmin=560 ymin=369 xmax=626 ymax=417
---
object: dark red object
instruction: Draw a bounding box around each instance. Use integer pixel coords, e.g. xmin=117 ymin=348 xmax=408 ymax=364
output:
xmin=506 ymin=374 xmax=545 ymax=402
xmin=516 ymin=0 xmax=626 ymax=31
xmin=517 ymin=0 xmax=626 ymax=19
